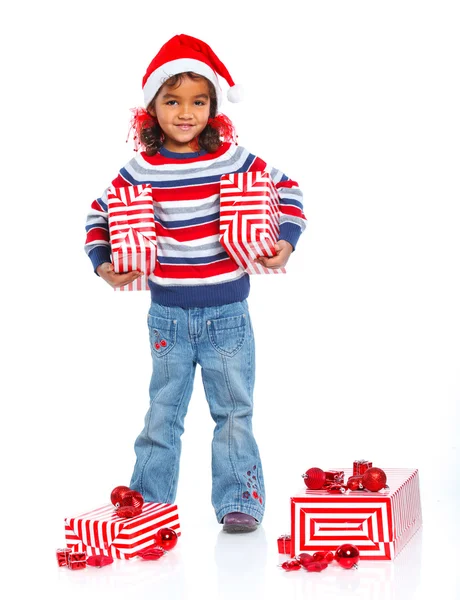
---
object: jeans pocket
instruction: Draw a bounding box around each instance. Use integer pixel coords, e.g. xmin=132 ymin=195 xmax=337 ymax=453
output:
xmin=207 ymin=314 xmax=247 ymax=357
xmin=148 ymin=314 xmax=177 ymax=357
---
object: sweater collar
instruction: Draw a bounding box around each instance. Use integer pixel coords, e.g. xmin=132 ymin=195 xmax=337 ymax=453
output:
xmin=159 ymin=146 xmax=208 ymax=159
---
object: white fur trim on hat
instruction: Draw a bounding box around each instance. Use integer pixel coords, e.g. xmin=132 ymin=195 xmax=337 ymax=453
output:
xmin=143 ymin=58 xmax=223 ymax=107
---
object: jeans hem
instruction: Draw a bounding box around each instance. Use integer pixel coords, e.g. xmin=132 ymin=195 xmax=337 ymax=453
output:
xmin=216 ymin=504 xmax=265 ymax=524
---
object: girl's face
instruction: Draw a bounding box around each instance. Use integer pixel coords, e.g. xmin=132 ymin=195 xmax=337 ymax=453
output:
xmin=150 ymin=75 xmax=211 ymax=153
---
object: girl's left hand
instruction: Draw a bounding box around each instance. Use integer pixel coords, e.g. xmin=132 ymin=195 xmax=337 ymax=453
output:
xmin=255 ymin=240 xmax=293 ymax=269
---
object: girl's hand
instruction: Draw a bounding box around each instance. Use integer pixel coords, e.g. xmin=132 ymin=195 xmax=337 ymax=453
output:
xmin=96 ymin=262 xmax=143 ymax=288
xmin=255 ymin=240 xmax=293 ymax=269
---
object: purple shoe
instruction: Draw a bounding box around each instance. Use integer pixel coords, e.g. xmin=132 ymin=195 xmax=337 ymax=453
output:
xmin=222 ymin=512 xmax=258 ymax=533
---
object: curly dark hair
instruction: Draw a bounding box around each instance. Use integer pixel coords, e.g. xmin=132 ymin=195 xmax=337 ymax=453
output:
xmin=140 ymin=72 xmax=220 ymax=156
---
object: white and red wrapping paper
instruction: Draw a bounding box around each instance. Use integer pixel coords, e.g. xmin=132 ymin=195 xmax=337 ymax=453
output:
xmin=65 ymin=502 xmax=180 ymax=560
xmin=108 ymin=184 xmax=157 ymax=291
xmin=290 ymin=468 xmax=422 ymax=560
xmin=219 ymin=171 xmax=285 ymax=274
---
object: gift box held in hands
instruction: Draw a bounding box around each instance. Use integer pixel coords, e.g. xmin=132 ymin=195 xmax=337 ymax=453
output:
xmin=219 ymin=171 xmax=285 ymax=274
xmin=291 ymin=468 xmax=422 ymax=560
xmin=108 ymin=184 xmax=157 ymax=291
xmin=65 ymin=502 xmax=180 ymax=560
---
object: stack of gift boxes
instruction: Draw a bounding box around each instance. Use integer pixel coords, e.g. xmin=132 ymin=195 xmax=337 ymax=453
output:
xmin=280 ymin=460 xmax=422 ymax=561
xmin=107 ymin=171 xmax=285 ymax=291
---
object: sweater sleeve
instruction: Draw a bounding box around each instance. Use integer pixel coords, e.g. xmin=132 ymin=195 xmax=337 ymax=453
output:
xmin=248 ymin=154 xmax=307 ymax=250
xmin=84 ymin=172 xmax=131 ymax=274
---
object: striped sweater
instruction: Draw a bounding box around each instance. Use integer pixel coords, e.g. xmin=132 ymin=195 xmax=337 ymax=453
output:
xmin=85 ymin=142 xmax=307 ymax=308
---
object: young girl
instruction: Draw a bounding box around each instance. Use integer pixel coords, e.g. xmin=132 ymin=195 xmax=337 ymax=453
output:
xmin=85 ymin=34 xmax=307 ymax=533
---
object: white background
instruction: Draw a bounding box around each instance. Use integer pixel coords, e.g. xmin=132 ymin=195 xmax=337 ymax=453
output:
xmin=1 ymin=1 xmax=459 ymax=599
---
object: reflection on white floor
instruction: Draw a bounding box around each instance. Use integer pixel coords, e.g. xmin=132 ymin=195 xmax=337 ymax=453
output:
xmin=7 ymin=484 xmax=457 ymax=600
xmin=39 ymin=494 xmax=459 ymax=600
xmin=270 ymin=529 xmax=423 ymax=600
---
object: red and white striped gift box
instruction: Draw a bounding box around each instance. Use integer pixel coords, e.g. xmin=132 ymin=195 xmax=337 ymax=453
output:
xmin=290 ymin=468 xmax=422 ymax=560
xmin=108 ymin=184 xmax=156 ymax=291
xmin=64 ymin=502 xmax=180 ymax=560
xmin=219 ymin=171 xmax=285 ymax=275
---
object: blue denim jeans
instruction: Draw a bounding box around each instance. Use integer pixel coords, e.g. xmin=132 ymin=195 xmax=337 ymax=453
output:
xmin=129 ymin=300 xmax=265 ymax=524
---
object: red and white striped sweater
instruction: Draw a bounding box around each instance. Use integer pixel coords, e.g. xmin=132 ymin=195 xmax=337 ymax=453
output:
xmin=85 ymin=142 xmax=307 ymax=307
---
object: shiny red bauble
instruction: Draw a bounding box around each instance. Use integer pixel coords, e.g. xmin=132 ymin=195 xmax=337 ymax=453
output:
xmin=362 ymin=467 xmax=387 ymax=492
xmin=302 ymin=467 xmax=326 ymax=490
xmin=312 ymin=551 xmax=334 ymax=563
xmin=346 ymin=475 xmax=364 ymax=491
xmin=155 ymin=527 xmax=178 ymax=551
xmin=335 ymin=544 xmax=360 ymax=569
xmin=115 ymin=489 xmax=144 ymax=518
xmin=297 ymin=552 xmax=314 ymax=567
xmin=110 ymin=485 xmax=131 ymax=506
xmin=281 ymin=559 xmax=302 ymax=571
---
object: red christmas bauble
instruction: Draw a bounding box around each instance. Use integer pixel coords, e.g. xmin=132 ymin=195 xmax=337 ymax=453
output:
xmin=110 ymin=485 xmax=131 ymax=506
xmin=346 ymin=475 xmax=364 ymax=491
xmin=335 ymin=544 xmax=360 ymax=569
xmin=122 ymin=489 xmax=144 ymax=509
xmin=312 ymin=551 xmax=334 ymax=563
xmin=302 ymin=467 xmax=326 ymax=490
xmin=297 ymin=553 xmax=314 ymax=567
xmin=281 ymin=559 xmax=301 ymax=571
xmin=362 ymin=467 xmax=387 ymax=492
xmin=115 ymin=489 xmax=144 ymax=518
xmin=155 ymin=527 xmax=178 ymax=551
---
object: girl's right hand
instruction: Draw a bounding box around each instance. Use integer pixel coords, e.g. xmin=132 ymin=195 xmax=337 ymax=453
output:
xmin=96 ymin=262 xmax=143 ymax=288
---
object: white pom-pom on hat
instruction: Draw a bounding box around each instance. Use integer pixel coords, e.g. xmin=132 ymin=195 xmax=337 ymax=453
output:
xmin=227 ymin=84 xmax=244 ymax=103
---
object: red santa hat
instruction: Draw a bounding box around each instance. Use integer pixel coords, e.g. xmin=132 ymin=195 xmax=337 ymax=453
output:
xmin=142 ymin=34 xmax=243 ymax=108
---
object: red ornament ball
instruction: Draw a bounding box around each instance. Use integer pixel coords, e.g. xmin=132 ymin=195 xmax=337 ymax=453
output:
xmin=155 ymin=527 xmax=178 ymax=551
xmin=302 ymin=467 xmax=326 ymax=490
xmin=312 ymin=551 xmax=334 ymax=563
xmin=362 ymin=467 xmax=387 ymax=492
xmin=281 ymin=559 xmax=301 ymax=571
xmin=115 ymin=489 xmax=144 ymax=518
xmin=110 ymin=485 xmax=131 ymax=506
xmin=297 ymin=553 xmax=314 ymax=567
xmin=346 ymin=475 xmax=364 ymax=491
xmin=335 ymin=544 xmax=360 ymax=569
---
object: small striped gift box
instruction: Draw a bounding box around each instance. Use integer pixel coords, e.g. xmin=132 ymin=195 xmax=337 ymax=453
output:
xmin=290 ymin=468 xmax=422 ymax=560
xmin=64 ymin=502 xmax=180 ymax=560
xmin=219 ymin=171 xmax=285 ymax=275
xmin=108 ymin=184 xmax=157 ymax=291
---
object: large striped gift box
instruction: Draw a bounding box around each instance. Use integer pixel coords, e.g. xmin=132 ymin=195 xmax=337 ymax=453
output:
xmin=290 ymin=468 xmax=422 ymax=560
xmin=64 ymin=502 xmax=180 ymax=560
xmin=219 ymin=171 xmax=285 ymax=275
xmin=108 ymin=184 xmax=156 ymax=291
